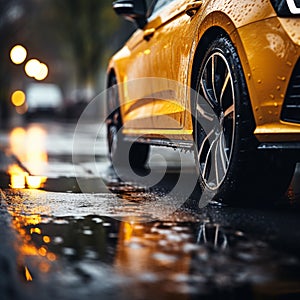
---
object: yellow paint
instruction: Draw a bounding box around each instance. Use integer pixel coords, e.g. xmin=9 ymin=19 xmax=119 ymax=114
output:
xmin=122 ymin=128 xmax=193 ymax=135
xmin=107 ymin=0 xmax=300 ymax=143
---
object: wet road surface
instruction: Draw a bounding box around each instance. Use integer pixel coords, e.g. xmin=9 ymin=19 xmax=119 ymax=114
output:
xmin=0 ymin=120 xmax=300 ymax=300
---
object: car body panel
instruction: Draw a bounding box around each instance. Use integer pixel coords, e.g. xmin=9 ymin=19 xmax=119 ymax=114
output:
xmin=107 ymin=0 xmax=300 ymax=144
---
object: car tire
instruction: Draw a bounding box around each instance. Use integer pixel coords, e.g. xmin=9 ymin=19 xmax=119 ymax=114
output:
xmin=193 ymin=36 xmax=296 ymax=206
xmin=106 ymin=76 xmax=149 ymax=169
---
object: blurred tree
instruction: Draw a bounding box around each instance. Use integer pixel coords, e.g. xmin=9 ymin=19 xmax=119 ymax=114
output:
xmin=0 ymin=0 xmax=135 ymax=123
xmin=0 ymin=0 xmax=32 ymax=128
xmin=36 ymin=0 xmax=132 ymax=91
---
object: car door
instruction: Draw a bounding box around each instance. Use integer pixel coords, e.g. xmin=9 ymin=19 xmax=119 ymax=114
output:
xmin=144 ymin=0 xmax=199 ymax=130
xmin=119 ymin=27 xmax=155 ymax=130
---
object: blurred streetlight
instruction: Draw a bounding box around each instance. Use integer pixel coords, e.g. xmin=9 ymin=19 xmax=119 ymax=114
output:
xmin=10 ymin=45 xmax=27 ymax=65
xmin=35 ymin=63 xmax=48 ymax=81
xmin=11 ymin=90 xmax=28 ymax=115
xmin=24 ymin=59 xmax=49 ymax=80
xmin=25 ymin=59 xmax=41 ymax=78
xmin=11 ymin=90 xmax=26 ymax=107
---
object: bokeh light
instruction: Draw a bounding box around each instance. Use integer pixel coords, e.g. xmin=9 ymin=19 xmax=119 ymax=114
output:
xmin=25 ymin=59 xmax=41 ymax=78
xmin=35 ymin=63 xmax=49 ymax=81
xmin=11 ymin=90 xmax=26 ymax=107
xmin=15 ymin=103 xmax=28 ymax=115
xmin=10 ymin=45 xmax=27 ymax=64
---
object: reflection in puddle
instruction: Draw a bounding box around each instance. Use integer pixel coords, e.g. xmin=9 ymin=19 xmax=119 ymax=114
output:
xmin=8 ymin=125 xmax=48 ymax=189
xmin=9 ymin=208 xmax=57 ymax=283
xmin=8 ymin=164 xmax=28 ymax=188
xmin=9 ymin=125 xmax=48 ymax=175
xmin=197 ymin=223 xmax=228 ymax=250
xmin=5 ymin=196 xmax=300 ymax=299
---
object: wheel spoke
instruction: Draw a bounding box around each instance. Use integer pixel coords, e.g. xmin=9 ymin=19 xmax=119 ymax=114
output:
xmin=200 ymin=57 xmax=219 ymax=113
xmin=218 ymin=133 xmax=229 ymax=175
xmin=224 ymin=104 xmax=234 ymax=118
xmin=198 ymin=128 xmax=214 ymax=162
xmin=210 ymin=137 xmax=225 ymax=187
xmin=196 ymin=102 xmax=214 ymax=122
xmin=220 ymin=71 xmax=230 ymax=105
xmin=201 ymin=133 xmax=219 ymax=184
xmin=211 ymin=55 xmax=218 ymax=102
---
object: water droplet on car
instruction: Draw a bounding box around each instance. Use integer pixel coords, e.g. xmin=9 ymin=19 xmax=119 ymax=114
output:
xmin=277 ymin=76 xmax=286 ymax=81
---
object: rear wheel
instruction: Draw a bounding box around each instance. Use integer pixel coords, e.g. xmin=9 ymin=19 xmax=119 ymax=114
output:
xmin=193 ymin=36 xmax=296 ymax=205
xmin=106 ymin=75 xmax=149 ymax=169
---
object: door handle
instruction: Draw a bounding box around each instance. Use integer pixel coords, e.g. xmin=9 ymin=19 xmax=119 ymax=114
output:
xmin=185 ymin=1 xmax=203 ymax=17
xmin=143 ymin=28 xmax=155 ymax=41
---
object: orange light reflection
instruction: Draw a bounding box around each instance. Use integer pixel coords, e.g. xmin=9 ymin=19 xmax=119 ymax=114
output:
xmin=9 ymin=125 xmax=48 ymax=189
xmin=25 ymin=266 xmax=33 ymax=281
xmin=9 ymin=209 xmax=57 ymax=280
xmin=8 ymin=164 xmax=28 ymax=188
xmin=114 ymin=220 xmax=192 ymax=299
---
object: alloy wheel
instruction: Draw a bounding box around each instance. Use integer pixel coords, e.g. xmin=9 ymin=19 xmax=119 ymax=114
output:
xmin=196 ymin=52 xmax=235 ymax=190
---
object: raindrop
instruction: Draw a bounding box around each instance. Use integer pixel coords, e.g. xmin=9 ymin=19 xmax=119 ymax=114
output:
xmin=182 ymin=243 xmax=200 ymax=253
xmin=102 ymin=222 xmax=111 ymax=227
xmin=53 ymin=219 xmax=69 ymax=225
xmin=53 ymin=236 xmax=64 ymax=244
xmin=235 ymin=231 xmax=244 ymax=236
xmin=83 ymin=229 xmax=93 ymax=235
xmin=62 ymin=247 xmax=76 ymax=256
xmin=152 ymin=252 xmax=178 ymax=263
xmin=92 ymin=217 xmax=103 ymax=223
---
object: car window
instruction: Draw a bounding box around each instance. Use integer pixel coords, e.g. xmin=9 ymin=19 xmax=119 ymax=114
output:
xmin=146 ymin=0 xmax=156 ymax=8
xmin=149 ymin=0 xmax=177 ymax=17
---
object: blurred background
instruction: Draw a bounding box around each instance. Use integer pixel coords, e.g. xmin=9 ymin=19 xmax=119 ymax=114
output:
xmin=0 ymin=0 xmax=136 ymax=128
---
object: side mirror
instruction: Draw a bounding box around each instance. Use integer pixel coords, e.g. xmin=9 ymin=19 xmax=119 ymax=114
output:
xmin=113 ymin=0 xmax=147 ymax=28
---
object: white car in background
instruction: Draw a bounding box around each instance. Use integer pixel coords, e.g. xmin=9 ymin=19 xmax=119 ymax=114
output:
xmin=25 ymin=83 xmax=64 ymax=117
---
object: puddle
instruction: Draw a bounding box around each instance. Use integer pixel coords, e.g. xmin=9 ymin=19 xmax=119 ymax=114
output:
xmin=4 ymin=203 xmax=300 ymax=300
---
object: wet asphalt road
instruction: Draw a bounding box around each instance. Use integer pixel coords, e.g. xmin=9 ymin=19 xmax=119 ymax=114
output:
xmin=0 ymin=119 xmax=300 ymax=300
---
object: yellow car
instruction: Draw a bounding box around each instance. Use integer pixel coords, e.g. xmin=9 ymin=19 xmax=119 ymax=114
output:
xmin=106 ymin=0 xmax=300 ymax=205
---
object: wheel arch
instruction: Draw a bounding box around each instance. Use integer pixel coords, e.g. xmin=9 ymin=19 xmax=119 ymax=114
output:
xmin=191 ymin=26 xmax=232 ymax=90
xmin=107 ymin=68 xmax=117 ymax=88
xmin=189 ymin=23 xmax=256 ymax=127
